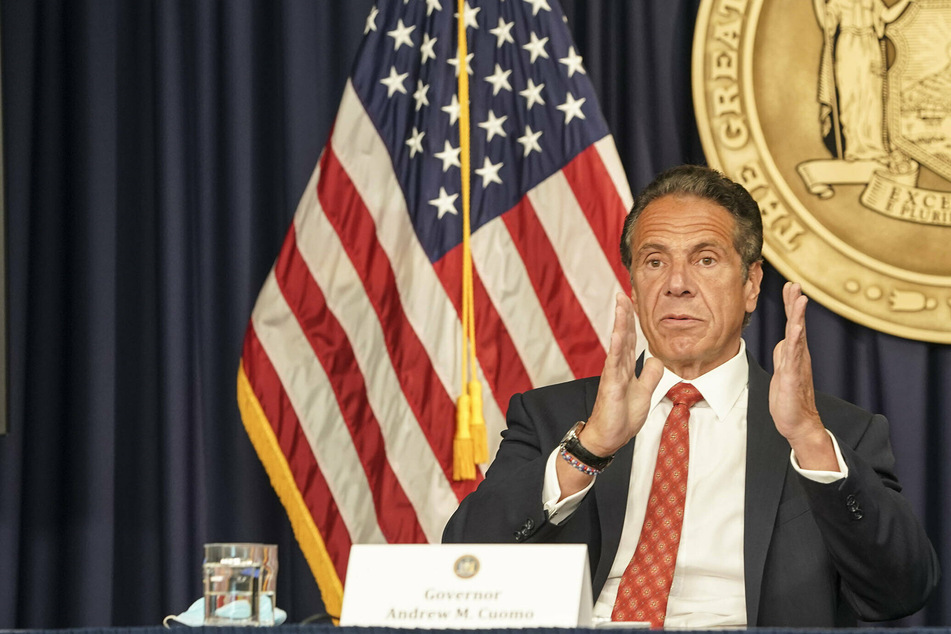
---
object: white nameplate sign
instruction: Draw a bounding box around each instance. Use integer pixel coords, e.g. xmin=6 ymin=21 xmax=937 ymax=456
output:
xmin=340 ymin=543 xmax=593 ymax=628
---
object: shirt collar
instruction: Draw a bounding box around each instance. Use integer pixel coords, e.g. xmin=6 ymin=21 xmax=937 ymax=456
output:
xmin=646 ymin=339 xmax=749 ymax=421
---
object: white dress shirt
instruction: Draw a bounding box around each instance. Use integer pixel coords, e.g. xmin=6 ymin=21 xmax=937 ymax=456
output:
xmin=541 ymin=341 xmax=849 ymax=628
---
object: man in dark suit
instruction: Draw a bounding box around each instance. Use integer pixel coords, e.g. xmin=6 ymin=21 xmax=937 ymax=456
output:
xmin=442 ymin=165 xmax=939 ymax=627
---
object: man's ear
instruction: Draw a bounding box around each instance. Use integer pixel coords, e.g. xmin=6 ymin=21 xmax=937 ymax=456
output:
xmin=744 ymin=260 xmax=764 ymax=314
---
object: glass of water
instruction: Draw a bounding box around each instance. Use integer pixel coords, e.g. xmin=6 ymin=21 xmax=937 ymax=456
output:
xmin=203 ymin=543 xmax=278 ymax=626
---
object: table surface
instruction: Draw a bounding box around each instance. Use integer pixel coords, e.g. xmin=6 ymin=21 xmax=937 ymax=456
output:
xmin=4 ymin=626 xmax=951 ymax=634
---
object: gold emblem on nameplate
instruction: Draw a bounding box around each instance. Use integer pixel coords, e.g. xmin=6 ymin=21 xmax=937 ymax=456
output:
xmin=692 ymin=0 xmax=951 ymax=343
xmin=453 ymin=555 xmax=480 ymax=579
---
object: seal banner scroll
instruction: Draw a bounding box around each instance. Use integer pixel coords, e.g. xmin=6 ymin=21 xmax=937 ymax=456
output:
xmin=692 ymin=0 xmax=951 ymax=343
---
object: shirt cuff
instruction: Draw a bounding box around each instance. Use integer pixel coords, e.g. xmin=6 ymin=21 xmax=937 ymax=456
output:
xmin=542 ymin=448 xmax=595 ymax=524
xmin=790 ymin=429 xmax=849 ymax=483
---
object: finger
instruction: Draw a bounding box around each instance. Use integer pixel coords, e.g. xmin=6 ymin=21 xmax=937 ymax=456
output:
xmin=790 ymin=296 xmax=813 ymax=368
xmin=606 ymin=293 xmax=638 ymax=378
xmin=773 ymin=339 xmax=785 ymax=373
xmin=622 ymin=294 xmax=638 ymax=362
xmin=784 ymin=283 xmax=808 ymax=343
xmin=786 ymin=293 xmax=808 ymax=347
xmin=783 ymin=281 xmax=801 ymax=321
xmin=624 ymin=293 xmax=636 ymax=333
xmin=607 ymin=294 xmax=628 ymax=356
xmin=782 ymin=284 xmax=797 ymax=341
xmin=786 ymin=323 xmax=805 ymax=365
xmin=795 ymin=293 xmax=809 ymax=337
xmin=796 ymin=296 xmax=813 ymax=361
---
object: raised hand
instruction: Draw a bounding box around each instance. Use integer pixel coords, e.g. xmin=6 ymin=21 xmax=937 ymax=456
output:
xmin=556 ymin=293 xmax=663 ymax=494
xmin=769 ymin=282 xmax=837 ymax=470
xmin=580 ymin=293 xmax=664 ymax=458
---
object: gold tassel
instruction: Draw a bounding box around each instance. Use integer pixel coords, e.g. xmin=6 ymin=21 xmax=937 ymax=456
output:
xmin=453 ymin=393 xmax=476 ymax=480
xmin=452 ymin=0 xmax=477 ymax=483
xmin=468 ymin=380 xmax=488 ymax=464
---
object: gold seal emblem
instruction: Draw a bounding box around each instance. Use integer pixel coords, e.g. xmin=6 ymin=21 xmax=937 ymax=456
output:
xmin=453 ymin=554 xmax=480 ymax=579
xmin=693 ymin=0 xmax=951 ymax=343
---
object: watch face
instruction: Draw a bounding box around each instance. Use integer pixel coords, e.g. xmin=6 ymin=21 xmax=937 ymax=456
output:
xmin=561 ymin=421 xmax=584 ymax=444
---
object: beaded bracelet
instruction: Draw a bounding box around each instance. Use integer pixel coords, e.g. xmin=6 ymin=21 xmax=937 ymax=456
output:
xmin=560 ymin=447 xmax=602 ymax=476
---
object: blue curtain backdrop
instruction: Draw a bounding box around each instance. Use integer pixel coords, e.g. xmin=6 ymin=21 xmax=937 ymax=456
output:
xmin=0 ymin=0 xmax=947 ymax=627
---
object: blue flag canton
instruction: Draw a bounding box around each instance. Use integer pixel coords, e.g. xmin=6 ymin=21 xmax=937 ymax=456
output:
xmin=351 ymin=0 xmax=610 ymax=263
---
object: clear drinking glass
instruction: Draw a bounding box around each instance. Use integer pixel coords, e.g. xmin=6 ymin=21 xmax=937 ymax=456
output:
xmin=203 ymin=543 xmax=278 ymax=626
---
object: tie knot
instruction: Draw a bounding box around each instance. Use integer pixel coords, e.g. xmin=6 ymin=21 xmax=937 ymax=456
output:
xmin=666 ymin=382 xmax=703 ymax=408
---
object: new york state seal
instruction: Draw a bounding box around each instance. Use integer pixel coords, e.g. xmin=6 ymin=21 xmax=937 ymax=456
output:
xmin=693 ymin=0 xmax=951 ymax=343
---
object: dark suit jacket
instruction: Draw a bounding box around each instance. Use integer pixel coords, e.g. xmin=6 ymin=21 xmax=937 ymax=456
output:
xmin=442 ymin=353 xmax=940 ymax=626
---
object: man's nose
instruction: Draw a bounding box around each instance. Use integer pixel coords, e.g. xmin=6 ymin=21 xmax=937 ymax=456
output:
xmin=665 ymin=260 xmax=694 ymax=296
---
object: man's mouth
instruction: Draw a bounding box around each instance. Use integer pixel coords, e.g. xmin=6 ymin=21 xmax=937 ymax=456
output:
xmin=661 ymin=314 xmax=700 ymax=325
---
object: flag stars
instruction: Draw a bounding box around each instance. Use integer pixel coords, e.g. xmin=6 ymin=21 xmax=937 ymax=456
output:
xmin=420 ymin=33 xmax=438 ymax=64
xmin=559 ymin=46 xmax=586 ymax=77
xmin=406 ymin=126 xmax=425 ymax=157
xmin=478 ymin=109 xmax=508 ymax=141
xmin=442 ymin=94 xmax=461 ymax=125
xmin=387 ymin=19 xmax=416 ymax=50
xmin=448 ymin=51 xmax=474 ymax=77
xmin=434 ymin=140 xmax=461 ymax=171
xmin=523 ymin=0 xmax=552 ymax=16
xmin=380 ymin=66 xmax=409 ymax=97
xmin=455 ymin=1 xmax=481 ymax=29
xmin=489 ymin=17 xmax=515 ymax=47
xmin=517 ymin=125 xmax=543 ymax=156
xmin=425 ymin=0 xmax=442 ymax=16
xmin=519 ymin=78 xmax=545 ymax=109
xmin=522 ymin=32 xmax=550 ymax=63
xmin=364 ymin=5 xmax=379 ymax=33
xmin=557 ymin=92 xmax=586 ymax=124
xmin=475 ymin=156 xmax=503 ymax=187
xmin=484 ymin=64 xmax=513 ymax=95
xmin=413 ymin=80 xmax=430 ymax=111
xmin=429 ymin=187 xmax=458 ymax=219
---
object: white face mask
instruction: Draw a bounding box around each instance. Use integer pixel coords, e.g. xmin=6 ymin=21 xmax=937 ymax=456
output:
xmin=162 ymin=596 xmax=287 ymax=628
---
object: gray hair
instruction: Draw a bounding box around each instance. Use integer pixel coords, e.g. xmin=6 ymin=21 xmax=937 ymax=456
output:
xmin=620 ymin=164 xmax=763 ymax=279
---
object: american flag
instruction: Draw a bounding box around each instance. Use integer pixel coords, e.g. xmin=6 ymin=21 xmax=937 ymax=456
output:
xmin=237 ymin=0 xmax=636 ymax=616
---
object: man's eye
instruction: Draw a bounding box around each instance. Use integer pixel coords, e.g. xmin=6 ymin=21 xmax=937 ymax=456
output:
xmin=699 ymin=257 xmax=715 ymax=266
xmin=647 ymin=259 xmax=662 ymax=268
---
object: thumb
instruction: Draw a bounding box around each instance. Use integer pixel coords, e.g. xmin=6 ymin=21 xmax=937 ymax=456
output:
xmin=638 ymin=356 xmax=664 ymax=395
xmin=772 ymin=340 xmax=784 ymax=371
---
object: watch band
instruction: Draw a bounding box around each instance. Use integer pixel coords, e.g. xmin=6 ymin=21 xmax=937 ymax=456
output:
xmin=559 ymin=421 xmax=615 ymax=471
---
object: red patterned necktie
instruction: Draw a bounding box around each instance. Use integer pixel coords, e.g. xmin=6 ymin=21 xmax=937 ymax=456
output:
xmin=611 ymin=382 xmax=704 ymax=627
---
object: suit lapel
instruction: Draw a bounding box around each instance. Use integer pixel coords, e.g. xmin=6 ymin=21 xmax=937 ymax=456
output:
xmin=589 ymin=358 xmax=641 ymax=598
xmin=743 ymin=353 xmax=791 ymax=626
xmin=594 ymin=435 xmax=634 ymax=597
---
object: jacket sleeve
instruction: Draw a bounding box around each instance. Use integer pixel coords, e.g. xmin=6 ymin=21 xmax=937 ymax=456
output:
xmin=442 ymin=384 xmax=588 ymax=544
xmin=801 ymin=410 xmax=940 ymax=620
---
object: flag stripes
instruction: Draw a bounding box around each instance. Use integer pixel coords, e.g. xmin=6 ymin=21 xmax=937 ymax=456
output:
xmin=330 ymin=83 xmax=509 ymax=442
xmin=240 ymin=331 xmax=353 ymax=587
xmin=238 ymin=0 xmax=640 ymax=615
xmin=563 ymin=141 xmax=633 ymax=289
xmin=292 ymin=170 xmax=474 ymax=540
xmin=500 ymin=196 xmax=606 ymax=379
xmin=432 ymin=246 xmax=535 ymax=417
xmin=315 ymin=147 xmax=470 ymax=491
xmin=277 ymin=229 xmax=432 ymax=544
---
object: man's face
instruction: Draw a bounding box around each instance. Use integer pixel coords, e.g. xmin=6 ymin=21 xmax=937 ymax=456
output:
xmin=629 ymin=194 xmax=762 ymax=379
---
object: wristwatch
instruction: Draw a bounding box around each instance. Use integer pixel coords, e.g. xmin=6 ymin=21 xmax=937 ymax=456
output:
xmin=559 ymin=421 xmax=615 ymax=471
